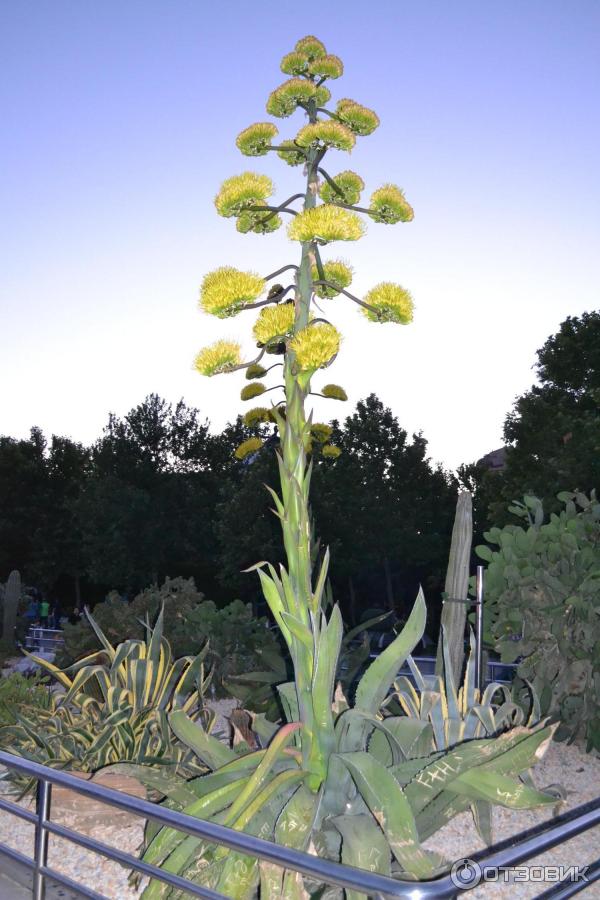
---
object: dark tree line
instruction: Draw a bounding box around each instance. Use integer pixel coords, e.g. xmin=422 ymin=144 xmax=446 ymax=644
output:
xmin=0 ymin=393 xmax=459 ymax=624
xmin=460 ymin=310 xmax=600 ymax=540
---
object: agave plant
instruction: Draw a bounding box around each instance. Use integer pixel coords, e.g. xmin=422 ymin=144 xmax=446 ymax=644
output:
xmin=2 ymin=607 xmax=212 ymax=780
xmin=131 ymin=32 xmax=558 ymax=898
xmin=124 ymin=593 xmax=559 ymax=897
xmin=389 ymin=628 xmax=535 ymax=752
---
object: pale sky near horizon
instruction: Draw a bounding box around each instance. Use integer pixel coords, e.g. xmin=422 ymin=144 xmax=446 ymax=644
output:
xmin=1 ymin=1 xmax=599 ymax=471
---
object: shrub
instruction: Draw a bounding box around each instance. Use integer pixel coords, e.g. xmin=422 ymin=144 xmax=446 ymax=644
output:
xmin=0 ymin=672 xmax=51 ymax=728
xmin=58 ymin=576 xmax=205 ymax=666
xmin=59 ymin=578 xmax=282 ymax=695
xmin=477 ymin=491 xmax=600 ymax=750
xmin=0 ymin=607 xmax=211 ymax=787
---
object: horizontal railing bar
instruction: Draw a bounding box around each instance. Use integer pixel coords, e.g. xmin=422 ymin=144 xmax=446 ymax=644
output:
xmin=0 ymin=840 xmax=36 ymax=873
xmin=0 ymin=751 xmax=455 ymax=899
xmin=2 ymin=750 xmax=600 ymax=900
xmin=0 ymin=836 xmax=105 ymax=899
xmin=44 ymin=820 xmax=228 ymax=900
xmin=0 ymin=795 xmax=37 ymax=824
xmin=469 ymin=803 xmax=600 ymax=872
xmin=535 ymin=858 xmax=600 ymax=899
xmin=36 ymin=864 xmax=106 ymax=899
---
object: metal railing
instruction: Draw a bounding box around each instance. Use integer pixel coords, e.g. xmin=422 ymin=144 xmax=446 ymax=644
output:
xmin=0 ymin=750 xmax=599 ymax=899
xmin=24 ymin=627 xmax=65 ymax=654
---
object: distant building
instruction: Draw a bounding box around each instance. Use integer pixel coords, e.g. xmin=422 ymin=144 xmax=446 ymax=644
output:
xmin=477 ymin=447 xmax=507 ymax=472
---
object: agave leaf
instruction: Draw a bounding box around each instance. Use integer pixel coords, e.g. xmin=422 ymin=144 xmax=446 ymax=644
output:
xmin=281 ymin=612 xmax=314 ymax=649
xmin=342 ymin=611 xmax=392 ymax=647
xmin=333 ymin=813 xmax=391 ymax=900
xmin=257 ymin=568 xmax=291 ymax=646
xmin=471 ymin=799 xmax=493 ymax=846
xmin=312 ymin=606 xmax=343 ymax=734
xmin=252 ymin=713 xmax=280 ymax=745
xmin=355 ymin=588 xmax=426 ymax=712
xmin=142 ymin=777 xmax=247 ymax=871
xmin=312 ymin=548 xmax=330 ymax=614
xmin=336 ymin=709 xmax=403 ymax=763
xmin=370 ymin=717 xmax=433 ymax=762
xmin=449 ymin=769 xmax=557 ymax=809
xmin=215 ymin=773 xmax=305 ymax=899
xmin=102 ymin=763 xmax=198 ymax=806
xmin=278 ymin=682 xmax=300 ymax=725
xmin=222 ymin=723 xmax=302 ymax=827
xmin=17 ymin=649 xmax=73 ymax=691
xmin=339 ymin=751 xmax=436 ymax=879
xmin=83 ymin=607 xmax=117 ymax=661
xmin=169 ymin=709 xmax=237 ymax=769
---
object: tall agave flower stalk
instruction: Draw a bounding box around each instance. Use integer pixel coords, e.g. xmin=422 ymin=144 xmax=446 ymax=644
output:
xmin=195 ymin=35 xmax=414 ymax=792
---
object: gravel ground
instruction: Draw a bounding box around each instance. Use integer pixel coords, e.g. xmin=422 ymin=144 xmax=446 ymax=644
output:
xmin=1 ymin=707 xmax=599 ymax=898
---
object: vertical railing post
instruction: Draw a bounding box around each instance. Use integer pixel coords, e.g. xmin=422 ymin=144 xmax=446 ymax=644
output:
xmin=474 ymin=565 xmax=484 ymax=694
xmin=33 ymin=777 xmax=51 ymax=900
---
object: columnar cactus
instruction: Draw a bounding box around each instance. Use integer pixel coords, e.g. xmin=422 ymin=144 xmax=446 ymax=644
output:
xmin=2 ymin=569 xmax=21 ymax=646
xmin=436 ymin=491 xmax=473 ymax=682
xmin=194 ymin=35 xmax=414 ymax=790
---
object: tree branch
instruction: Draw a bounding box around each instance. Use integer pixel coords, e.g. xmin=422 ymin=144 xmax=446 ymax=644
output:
xmin=313 ymin=246 xmax=326 ymax=283
xmin=247 ymin=205 xmax=298 ymax=217
xmin=263 ymin=264 xmax=299 ymax=281
xmin=315 ymin=107 xmax=340 ymax=120
xmin=243 ymin=285 xmax=295 ymax=310
xmin=312 ymin=281 xmax=381 ymax=316
xmin=317 ymin=168 xmax=347 ymax=199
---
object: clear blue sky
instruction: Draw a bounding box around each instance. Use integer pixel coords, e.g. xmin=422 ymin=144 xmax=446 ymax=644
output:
xmin=2 ymin=1 xmax=599 ymax=469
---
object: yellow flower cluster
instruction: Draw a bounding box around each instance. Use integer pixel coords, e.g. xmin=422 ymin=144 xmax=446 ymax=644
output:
xmin=234 ymin=437 xmax=264 ymax=460
xmin=311 ymin=423 xmax=333 ymax=443
xmin=276 ymin=140 xmax=306 ymax=168
xmin=363 ymin=282 xmax=414 ymax=324
xmin=253 ymin=304 xmax=296 ymax=345
xmin=245 ymin=363 xmax=267 ymax=380
xmin=289 ymin=322 xmax=341 ymax=371
xmin=369 ymin=184 xmax=414 ymax=224
xmin=236 ymin=122 xmax=278 ymax=157
xmin=336 ymin=99 xmax=380 ymax=136
xmin=243 ymin=407 xmax=273 ymax=426
xmin=236 ymin=211 xmax=282 ymax=234
xmin=295 ymin=121 xmax=355 ymax=151
xmin=241 ymin=383 xmax=267 ymax=401
xmin=200 ymin=267 xmax=264 ymax=318
xmin=309 ymin=54 xmax=344 ymax=79
xmin=322 ymin=444 xmax=342 ymax=458
xmin=321 ymin=383 xmax=348 ymax=401
xmin=288 ymin=206 xmax=365 ymax=243
xmin=214 ymin=172 xmax=273 ymax=218
xmin=194 ymin=340 xmax=241 ymax=377
xmin=280 ymin=51 xmax=309 ymax=76
xmin=311 ymin=259 xmax=353 ymax=298
xmin=319 ymin=170 xmax=364 ymax=205
xmin=267 ymin=78 xmax=318 ymax=118
xmin=295 ymin=35 xmax=327 ymax=61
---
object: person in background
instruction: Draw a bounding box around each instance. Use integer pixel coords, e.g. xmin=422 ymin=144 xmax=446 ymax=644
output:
xmin=25 ymin=592 xmax=40 ymax=628
xmin=39 ymin=595 xmax=50 ymax=628
xmin=50 ymin=599 xmax=62 ymax=629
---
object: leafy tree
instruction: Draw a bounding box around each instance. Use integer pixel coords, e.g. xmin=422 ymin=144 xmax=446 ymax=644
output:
xmin=0 ymin=428 xmax=88 ymax=596
xmin=462 ymin=311 xmax=600 ymax=532
xmin=79 ymin=394 xmax=221 ymax=593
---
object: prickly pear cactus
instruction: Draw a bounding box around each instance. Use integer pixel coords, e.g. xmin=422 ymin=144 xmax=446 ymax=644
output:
xmin=2 ymin=569 xmax=21 ymax=646
xmin=436 ymin=491 xmax=473 ymax=682
xmin=477 ymin=492 xmax=600 ymax=751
